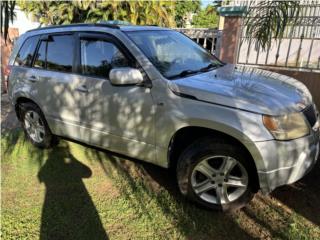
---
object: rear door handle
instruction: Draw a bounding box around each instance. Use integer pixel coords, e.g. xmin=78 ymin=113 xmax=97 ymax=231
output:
xmin=75 ymin=85 xmax=89 ymax=93
xmin=27 ymin=75 xmax=38 ymax=82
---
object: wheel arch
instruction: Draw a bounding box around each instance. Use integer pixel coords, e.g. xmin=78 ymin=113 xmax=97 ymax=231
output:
xmin=168 ymin=126 xmax=260 ymax=192
xmin=15 ymin=96 xmax=42 ymax=121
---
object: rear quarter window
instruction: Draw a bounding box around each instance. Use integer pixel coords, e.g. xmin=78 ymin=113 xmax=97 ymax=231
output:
xmin=14 ymin=35 xmax=40 ymax=67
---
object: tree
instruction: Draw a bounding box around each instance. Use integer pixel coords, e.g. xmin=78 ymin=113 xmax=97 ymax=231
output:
xmin=18 ymin=0 xmax=176 ymax=27
xmin=244 ymin=1 xmax=300 ymax=50
xmin=1 ymin=0 xmax=16 ymax=42
xmin=192 ymin=5 xmax=219 ymax=28
xmin=175 ymin=0 xmax=200 ymax=28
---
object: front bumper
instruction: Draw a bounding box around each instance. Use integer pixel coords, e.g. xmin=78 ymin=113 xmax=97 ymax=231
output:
xmin=254 ymin=128 xmax=319 ymax=194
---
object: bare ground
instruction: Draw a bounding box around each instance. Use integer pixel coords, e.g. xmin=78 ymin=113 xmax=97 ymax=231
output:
xmin=1 ymin=94 xmax=19 ymax=132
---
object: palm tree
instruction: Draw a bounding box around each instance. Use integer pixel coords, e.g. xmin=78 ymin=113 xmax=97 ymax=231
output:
xmin=1 ymin=0 xmax=16 ymax=42
xmin=244 ymin=0 xmax=301 ymax=50
xmin=18 ymin=0 xmax=176 ymax=27
xmin=157 ymin=0 xmax=176 ymax=27
xmin=128 ymin=1 xmax=143 ymax=25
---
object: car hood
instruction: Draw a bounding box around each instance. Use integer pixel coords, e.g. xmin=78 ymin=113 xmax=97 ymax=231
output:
xmin=168 ymin=64 xmax=312 ymax=115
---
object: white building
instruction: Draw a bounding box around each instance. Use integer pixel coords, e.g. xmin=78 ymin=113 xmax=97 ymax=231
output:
xmin=9 ymin=7 xmax=40 ymax=35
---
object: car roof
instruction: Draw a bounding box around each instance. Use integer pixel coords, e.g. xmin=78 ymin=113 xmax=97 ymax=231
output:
xmin=26 ymin=23 xmax=170 ymax=34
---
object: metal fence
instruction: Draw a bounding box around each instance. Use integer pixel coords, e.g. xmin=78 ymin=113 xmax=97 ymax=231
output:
xmin=175 ymin=28 xmax=222 ymax=57
xmin=237 ymin=2 xmax=320 ymax=72
xmin=222 ymin=0 xmax=318 ymax=7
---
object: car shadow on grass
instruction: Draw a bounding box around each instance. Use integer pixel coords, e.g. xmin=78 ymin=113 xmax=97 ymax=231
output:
xmin=3 ymin=129 xmax=318 ymax=239
xmin=84 ymin=146 xmax=254 ymax=240
xmin=271 ymin=152 xmax=320 ymax=227
xmin=38 ymin=143 xmax=109 ymax=240
xmin=83 ymin=140 xmax=320 ymax=239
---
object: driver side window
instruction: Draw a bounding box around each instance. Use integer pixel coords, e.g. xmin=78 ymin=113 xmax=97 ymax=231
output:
xmin=80 ymin=39 xmax=129 ymax=78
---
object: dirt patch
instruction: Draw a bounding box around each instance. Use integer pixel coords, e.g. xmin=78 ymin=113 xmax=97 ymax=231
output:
xmin=1 ymin=94 xmax=19 ymax=132
xmin=272 ymin=158 xmax=320 ymax=226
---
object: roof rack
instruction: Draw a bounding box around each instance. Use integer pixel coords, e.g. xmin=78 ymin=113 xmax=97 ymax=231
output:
xmin=98 ymin=20 xmax=132 ymax=25
xmin=26 ymin=23 xmax=120 ymax=33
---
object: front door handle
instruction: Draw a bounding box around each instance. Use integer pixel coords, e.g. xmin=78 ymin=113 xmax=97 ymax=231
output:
xmin=75 ymin=85 xmax=89 ymax=93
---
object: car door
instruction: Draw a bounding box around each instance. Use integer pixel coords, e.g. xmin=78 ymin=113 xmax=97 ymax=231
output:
xmin=74 ymin=33 xmax=156 ymax=162
xmin=10 ymin=34 xmax=41 ymax=103
xmin=32 ymin=33 xmax=88 ymax=140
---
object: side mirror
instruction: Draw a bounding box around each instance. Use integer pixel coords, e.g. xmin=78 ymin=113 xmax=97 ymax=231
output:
xmin=109 ymin=67 xmax=144 ymax=86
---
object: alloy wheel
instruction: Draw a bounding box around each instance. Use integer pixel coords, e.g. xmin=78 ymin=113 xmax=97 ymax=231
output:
xmin=24 ymin=110 xmax=45 ymax=143
xmin=191 ymin=155 xmax=248 ymax=205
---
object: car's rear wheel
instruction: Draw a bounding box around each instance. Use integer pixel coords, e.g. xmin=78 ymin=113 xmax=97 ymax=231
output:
xmin=19 ymin=102 xmax=58 ymax=148
xmin=177 ymin=137 xmax=255 ymax=211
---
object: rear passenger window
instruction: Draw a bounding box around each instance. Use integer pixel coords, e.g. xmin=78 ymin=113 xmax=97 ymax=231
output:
xmin=14 ymin=35 xmax=39 ymax=67
xmin=46 ymin=35 xmax=74 ymax=72
xmin=80 ymin=39 xmax=129 ymax=78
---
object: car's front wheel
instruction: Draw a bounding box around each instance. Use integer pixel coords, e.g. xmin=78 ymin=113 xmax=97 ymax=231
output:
xmin=19 ymin=102 xmax=58 ymax=148
xmin=177 ymin=137 xmax=256 ymax=211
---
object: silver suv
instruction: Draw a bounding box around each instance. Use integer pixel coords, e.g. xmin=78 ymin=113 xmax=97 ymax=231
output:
xmin=8 ymin=23 xmax=320 ymax=211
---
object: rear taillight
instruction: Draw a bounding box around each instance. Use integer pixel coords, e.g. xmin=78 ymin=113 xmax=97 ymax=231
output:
xmin=4 ymin=65 xmax=12 ymax=77
xmin=4 ymin=65 xmax=12 ymax=93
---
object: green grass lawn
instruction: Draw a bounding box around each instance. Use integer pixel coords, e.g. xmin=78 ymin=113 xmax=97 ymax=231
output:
xmin=2 ymin=129 xmax=320 ymax=239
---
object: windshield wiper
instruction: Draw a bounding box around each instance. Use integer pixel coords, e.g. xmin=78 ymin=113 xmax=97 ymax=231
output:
xmin=167 ymin=69 xmax=200 ymax=80
xmin=167 ymin=62 xmax=222 ymax=80
xmin=199 ymin=63 xmax=219 ymax=72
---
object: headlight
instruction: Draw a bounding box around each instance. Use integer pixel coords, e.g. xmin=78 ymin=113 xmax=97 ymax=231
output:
xmin=262 ymin=112 xmax=309 ymax=140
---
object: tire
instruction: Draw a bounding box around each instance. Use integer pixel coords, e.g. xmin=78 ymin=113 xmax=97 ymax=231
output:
xmin=177 ymin=137 xmax=255 ymax=211
xmin=19 ymin=102 xmax=58 ymax=148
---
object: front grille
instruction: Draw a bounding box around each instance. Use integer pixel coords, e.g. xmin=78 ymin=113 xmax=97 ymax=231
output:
xmin=302 ymin=105 xmax=317 ymax=127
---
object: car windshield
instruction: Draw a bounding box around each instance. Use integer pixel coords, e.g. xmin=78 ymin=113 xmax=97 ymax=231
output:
xmin=126 ymin=30 xmax=223 ymax=79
